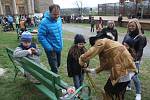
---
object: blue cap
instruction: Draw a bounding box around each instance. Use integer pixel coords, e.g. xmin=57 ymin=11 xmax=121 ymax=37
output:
xmin=21 ymin=31 xmax=32 ymax=42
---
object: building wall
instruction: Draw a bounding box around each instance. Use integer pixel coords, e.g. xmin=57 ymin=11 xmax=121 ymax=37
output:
xmin=34 ymin=0 xmax=53 ymax=13
xmin=16 ymin=0 xmax=28 ymax=15
xmin=0 ymin=0 xmax=53 ymax=16
xmin=1 ymin=0 xmax=14 ymax=15
xmin=1 ymin=0 xmax=27 ymax=15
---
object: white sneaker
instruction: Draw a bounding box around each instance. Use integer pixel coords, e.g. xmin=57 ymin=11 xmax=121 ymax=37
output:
xmin=135 ymin=94 xmax=141 ymax=100
xmin=126 ymin=86 xmax=131 ymax=91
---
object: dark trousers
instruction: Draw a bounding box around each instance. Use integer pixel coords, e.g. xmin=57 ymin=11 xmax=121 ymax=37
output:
xmin=118 ymin=21 xmax=122 ymax=27
xmin=45 ymin=50 xmax=61 ymax=74
xmin=73 ymin=73 xmax=84 ymax=89
xmin=16 ymin=24 xmax=19 ymax=33
xmin=104 ymin=78 xmax=129 ymax=100
xmin=9 ymin=22 xmax=14 ymax=30
xmin=91 ymin=24 xmax=94 ymax=32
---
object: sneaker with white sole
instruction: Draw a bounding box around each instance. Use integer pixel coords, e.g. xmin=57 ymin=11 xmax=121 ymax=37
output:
xmin=135 ymin=94 xmax=141 ymax=100
xmin=126 ymin=86 xmax=132 ymax=91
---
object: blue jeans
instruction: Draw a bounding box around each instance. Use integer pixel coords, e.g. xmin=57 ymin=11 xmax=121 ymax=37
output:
xmin=128 ymin=62 xmax=141 ymax=94
xmin=45 ymin=50 xmax=61 ymax=74
xmin=73 ymin=73 xmax=84 ymax=89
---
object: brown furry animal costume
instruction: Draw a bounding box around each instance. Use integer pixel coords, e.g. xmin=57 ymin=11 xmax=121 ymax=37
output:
xmin=79 ymin=34 xmax=137 ymax=100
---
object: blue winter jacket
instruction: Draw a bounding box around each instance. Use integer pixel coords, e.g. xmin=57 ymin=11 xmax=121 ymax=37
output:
xmin=7 ymin=16 xmax=14 ymax=23
xmin=38 ymin=11 xmax=63 ymax=52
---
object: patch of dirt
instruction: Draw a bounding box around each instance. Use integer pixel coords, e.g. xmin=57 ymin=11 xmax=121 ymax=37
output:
xmin=0 ymin=68 xmax=6 ymax=76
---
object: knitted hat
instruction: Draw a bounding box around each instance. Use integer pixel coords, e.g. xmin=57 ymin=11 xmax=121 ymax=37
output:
xmin=74 ymin=34 xmax=86 ymax=44
xmin=21 ymin=31 xmax=32 ymax=42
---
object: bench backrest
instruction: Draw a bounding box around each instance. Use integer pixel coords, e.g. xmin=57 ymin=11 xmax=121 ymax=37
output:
xmin=6 ymin=48 xmax=66 ymax=99
xmin=6 ymin=48 xmax=24 ymax=73
xmin=6 ymin=48 xmax=91 ymax=100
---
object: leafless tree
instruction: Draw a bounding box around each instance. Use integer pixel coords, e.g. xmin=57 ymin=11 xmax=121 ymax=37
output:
xmin=74 ymin=1 xmax=83 ymax=16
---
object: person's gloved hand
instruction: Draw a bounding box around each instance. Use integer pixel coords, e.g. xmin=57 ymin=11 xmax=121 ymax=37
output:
xmin=135 ymin=61 xmax=140 ymax=64
xmin=129 ymin=72 xmax=135 ymax=80
xmin=79 ymin=57 xmax=85 ymax=67
xmin=84 ymin=68 xmax=96 ymax=76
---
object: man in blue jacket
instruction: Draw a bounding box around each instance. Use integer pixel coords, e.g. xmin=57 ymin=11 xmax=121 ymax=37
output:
xmin=38 ymin=4 xmax=63 ymax=73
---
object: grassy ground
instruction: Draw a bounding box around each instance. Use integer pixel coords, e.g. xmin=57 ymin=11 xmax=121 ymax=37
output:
xmin=0 ymin=26 xmax=150 ymax=100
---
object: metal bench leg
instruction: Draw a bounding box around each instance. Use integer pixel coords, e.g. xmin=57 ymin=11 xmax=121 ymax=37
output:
xmin=14 ymin=68 xmax=19 ymax=81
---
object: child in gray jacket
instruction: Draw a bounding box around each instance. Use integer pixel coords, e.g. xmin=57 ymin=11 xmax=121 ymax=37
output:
xmin=13 ymin=31 xmax=41 ymax=83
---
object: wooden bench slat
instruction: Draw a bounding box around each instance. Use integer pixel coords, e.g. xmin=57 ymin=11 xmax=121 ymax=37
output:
xmin=21 ymin=57 xmax=61 ymax=85
xmin=21 ymin=64 xmax=59 ymax=95
xmin=21 ymin=58 xmax=62 ymax=97
xmin=6 ymin=48 xmax=61 ymax=98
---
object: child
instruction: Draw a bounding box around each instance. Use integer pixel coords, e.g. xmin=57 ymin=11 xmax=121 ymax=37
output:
xmin=19 ymin=19 xmax=26 ymax=33
xmin=13 ymin=31 xmax=41 ymax=83
xmin=96 ymin=17 xmax=103 ymax=34
xmin=67 ymin=34 xmax=88 ymax=89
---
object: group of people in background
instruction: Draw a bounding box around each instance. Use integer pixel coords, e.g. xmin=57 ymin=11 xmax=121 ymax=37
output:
xmin=0 ymin=15 xmax=14 ymax=31
xmin=11 ymin=4 xmax=147 ymax=100
xmin=90 ymin=16 xmax=104 ymax=33
xmin=0 ymin=14 xmax=41 ymax=32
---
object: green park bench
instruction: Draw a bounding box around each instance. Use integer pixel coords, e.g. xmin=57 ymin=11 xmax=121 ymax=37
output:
xmin=6 ymin=48 xmax=91 ymax=100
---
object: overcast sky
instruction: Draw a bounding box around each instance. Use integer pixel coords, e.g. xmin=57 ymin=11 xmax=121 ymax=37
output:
xmin=53 ymin=0 xmax=119 ymax=8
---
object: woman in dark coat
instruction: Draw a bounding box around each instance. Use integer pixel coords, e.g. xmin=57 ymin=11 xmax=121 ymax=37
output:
xmin=101 ymin=20 xmax=118 ymax=41
xmin=122 ymin=18 xmax=147 ymax=100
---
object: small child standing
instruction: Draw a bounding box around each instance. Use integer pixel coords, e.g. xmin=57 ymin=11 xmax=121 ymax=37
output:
xmin=13 ymin=31 xmax=41 ymax=83
xmin=67 ymin=34 xmax=88 ymax=89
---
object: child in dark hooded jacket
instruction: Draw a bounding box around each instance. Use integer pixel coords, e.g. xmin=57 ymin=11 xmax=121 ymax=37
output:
xmin=67 ymin=34 xmax=88 ymax=89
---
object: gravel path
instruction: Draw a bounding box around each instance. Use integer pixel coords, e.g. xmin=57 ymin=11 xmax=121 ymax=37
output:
xmin=63 ymin=23 xmax=150 ymax=58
